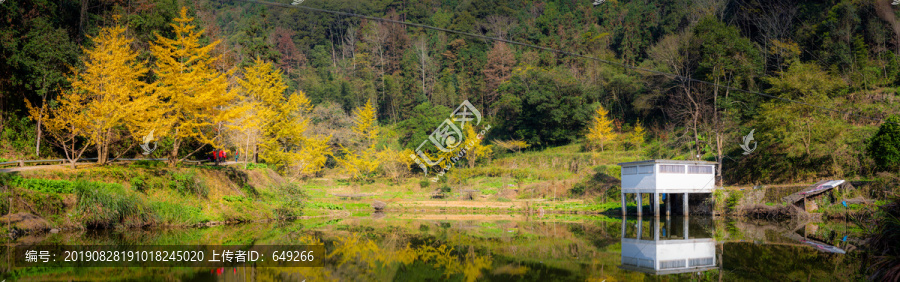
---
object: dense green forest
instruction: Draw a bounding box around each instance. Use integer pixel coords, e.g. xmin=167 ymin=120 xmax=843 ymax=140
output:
xmin=1 ymin=0 xmax=899 ymax=184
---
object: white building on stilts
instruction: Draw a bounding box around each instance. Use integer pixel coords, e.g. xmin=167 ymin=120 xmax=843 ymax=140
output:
xmin=618 ymin=160 xmax=717 ymax=217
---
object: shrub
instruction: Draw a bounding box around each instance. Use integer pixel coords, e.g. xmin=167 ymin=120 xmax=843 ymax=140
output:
xmin=223 ymin=195 xmax=250 ymax=202
xmin=419 ymin=180 xmax=430 ymax=189
xmin=75 ymin=181 xmax=155 ymax=228
xmin=726 ymin=191 xmax=743 ymax=211
xmin=569 ymin=166 xmax=620 ymax=200
xmin=867 ymin=115 xmax=900 ymax=171
xmin=308 ymin=202 xmax=342 ymax=210
xmin=245 ymin=163 xmax=268 ymax=170
xmin=10 ymin=177 xmax=77 ymax=194
xmin=151 ymin=202 xmax=204 ymax=225
xmin=272 ymin=183 xmax=306 ymax=219
xmin=131 ymin=160 xmax=164 ymax=168
xmin=169 ymin=170 xmax=208 ymax=198
xmin=222 ymin=167 xmax=249 ymax=187
xmin=130 ymin=176 xmax=147 ymax=192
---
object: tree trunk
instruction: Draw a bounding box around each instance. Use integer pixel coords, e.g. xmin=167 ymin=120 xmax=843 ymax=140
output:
xmin=79 ymin=0 xmax=89 ymax=43
xmin=714 ymin=76 xmax=723 ymax=186
xmin=169 ymin=128 xmax=180 ymax=167
xmin=35 ymin=92 xmax=47 ymax=157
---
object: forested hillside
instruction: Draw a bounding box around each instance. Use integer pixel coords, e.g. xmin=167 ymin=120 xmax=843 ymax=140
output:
xmin=1 ymin=0 xmax=899 ymax=184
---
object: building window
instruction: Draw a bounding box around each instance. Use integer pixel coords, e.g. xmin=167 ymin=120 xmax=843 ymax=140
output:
xmin=688 ymin=165 xmax=713 ymax=174
xmin=623 ymin=166 xmax=637 ymax=175
xmin=689 ymin=257 xmax=714 ymax=267
xmin=638 ymin=165 xmax=654 ymax=174
xmin=659 ymin=164 xmax=685 ymax=174
xmin=660 ymin=259 xmax=686 ymax=269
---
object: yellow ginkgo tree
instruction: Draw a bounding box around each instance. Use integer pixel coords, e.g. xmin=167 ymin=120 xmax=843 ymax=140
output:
xmin=28 ymin=23 xmax=156 ymax=166
xmin=586 ymin=104 xmax=615 ymax=151
xmin=337 ymin=100 xmax=381 ymax=181
xmin=629 ymin=119 xmax=645 ymax=150
xmin=237 ymin=58 xmax=331 ymax=176
xmin=27 ymin=85 xmax=92 ymax=168
xmin=151 ymin=7 xmax=240 ymax=166
xmin=464 ymin=124 xmax=492 ymax=168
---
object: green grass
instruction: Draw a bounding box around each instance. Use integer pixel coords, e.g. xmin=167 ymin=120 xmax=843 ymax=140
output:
xmin=223 ymin=195 xmax=251 ymax=202
xmin=542 ymin=201 xmax=625 ymax=212
xmin=151 ymin=201 xmax=206 ymax=225
xmin=75 ymin=180 xmax=156 ymax=228
xmin=244 ymin=163 xmax=269 ymax=170
xmin=308 ymin=202 xmax=343 ymax=210
xmin=8 ymin=176 xmax=85 ymax=194
xmin=344 ymin=203 xmax=370 ymax=209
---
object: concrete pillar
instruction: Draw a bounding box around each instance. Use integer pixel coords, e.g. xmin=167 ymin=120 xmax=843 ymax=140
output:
xmin=637 ymin=217 xmax=643 ymax=239
xmin=803 ymin=195 xmax=808 ymax=212
xmin=653 ymin=218 xmax=660 ymax=241
xmin=621 ymin=192 xmax=627 ymax=217
xmin=665 ymin=216 xmax=672 ymax=239
xmin=636 ymin=193 xmax=642 ymax=217
xmin=621 ymin=217 xmax=627 ymax=238
xmin=665 ymin=193 xmax=671 ymax=217
xmin=653 ymin=192 xmax=660 ymax=217
xmin=683 ymin=216 xmax=689 ymax=240
xmin=683 ymin=193 xmax=689 ymax=216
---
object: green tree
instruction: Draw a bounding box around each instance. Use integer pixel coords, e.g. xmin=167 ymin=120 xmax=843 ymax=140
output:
xmin=12 ymin=17 xmax=79 ymax=157
xmin=758 ymin=62 xmax=844 ymax=158
xmin=495 ymin=68 xmax=591 ymax=146
xmin=867 ymin=115 xmax=900 ymax=172
xmin=691 ymin=16 xmax=762 ymax=181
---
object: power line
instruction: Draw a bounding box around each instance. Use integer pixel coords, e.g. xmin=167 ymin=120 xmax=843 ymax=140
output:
xmin=234 ymin=0 xmax=896 ymax=124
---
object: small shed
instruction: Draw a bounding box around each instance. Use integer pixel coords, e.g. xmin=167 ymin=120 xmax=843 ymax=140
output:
xmin=618 ymin=160 xmax=717 ymax=217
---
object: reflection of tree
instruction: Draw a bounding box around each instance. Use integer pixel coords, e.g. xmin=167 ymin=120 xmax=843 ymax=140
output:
xmin=316 ymin=233 xmax=492 ymax=281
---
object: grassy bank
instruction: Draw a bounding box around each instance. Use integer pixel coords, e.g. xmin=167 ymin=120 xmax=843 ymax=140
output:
xmin=0 ymin=162 xmax=305 ymax=233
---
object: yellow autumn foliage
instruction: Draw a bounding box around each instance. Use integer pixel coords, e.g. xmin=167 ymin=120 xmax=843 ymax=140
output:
xmin=238 ymin=58 xmax=331 ymax=176
xmin=352 ymin=99 xmax=379 ymax=149
xmin=586 ymin=104 xmax=615 ymax=151
xmin=464 ymin=124 xmax=492 ymax=168
xmin=493 ymin=139 xmax=530 ymax=153
xmin=338 ymin=99 xmax=381 ymax=181
xmin=28 ymin=23 xmax=157 ymax=165
xmin=629 ymin=119 xmax=645 ymax=150
xmin=378 ymin=147 xmax=415 ymax=183
xmin=151 ymin=7 xmax=239 ymax=166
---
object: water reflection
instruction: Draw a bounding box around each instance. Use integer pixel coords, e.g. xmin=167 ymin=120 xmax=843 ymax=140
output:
xmin=619 ymin=217 xmax=719 ymax=275
xmin=0 ymin=214 xmax=870 ymax=281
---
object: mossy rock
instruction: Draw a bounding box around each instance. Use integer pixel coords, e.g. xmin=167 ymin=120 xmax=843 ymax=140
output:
xmin=0 ymin=213 xmax=50 ymax=233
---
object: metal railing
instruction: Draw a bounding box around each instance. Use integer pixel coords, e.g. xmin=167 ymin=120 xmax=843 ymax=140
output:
xmin=0 ymin=157 xmax=218 ymax=169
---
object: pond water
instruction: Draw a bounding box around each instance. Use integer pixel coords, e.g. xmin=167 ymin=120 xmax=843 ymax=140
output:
xmin=0 ymin=213 xmax=868 ymax=281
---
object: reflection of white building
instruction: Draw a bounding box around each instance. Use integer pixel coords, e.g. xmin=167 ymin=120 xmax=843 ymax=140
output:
xmin=619 ymin=218 xmax=718 ymax=275
xmin=618 ymin=160 xmax=717 ymax=217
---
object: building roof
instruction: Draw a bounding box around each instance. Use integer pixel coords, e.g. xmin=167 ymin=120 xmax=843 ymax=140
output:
xmin=617 ymin=159 xmax=717 ymax=166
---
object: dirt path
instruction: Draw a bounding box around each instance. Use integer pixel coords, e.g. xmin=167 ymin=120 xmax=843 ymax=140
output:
xmin=0 ymin=163 xmax=93 ymax=173
xmin=0 ymin=161 xmax=245 ymax=173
